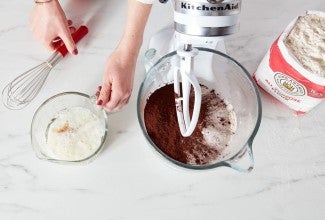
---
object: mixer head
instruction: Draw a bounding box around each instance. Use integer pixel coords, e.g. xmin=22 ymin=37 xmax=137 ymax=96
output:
xmin=165 ymin=0 xmax=241 ymax=37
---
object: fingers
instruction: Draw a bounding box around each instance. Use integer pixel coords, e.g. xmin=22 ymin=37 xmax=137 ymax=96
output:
xmin=47 ymin=43 xmax=57 ymax=51
xmin=52 ymin=36 xmax=61 ymax=43
xmin=69 ymin=26 xmax=77 ymax=34
xmin=111 ymin=96 xmax=130 ymax=112
xmin=67 ymin=19 xmax=73 ymax=26
xmin=50 ymin=37 xmax=62 ymax=50
xmin=67 ymin=20 xmax=76 ymax=34
xmin=96 ymin=83 xmax=131 ymax=112
xmin=121 ymin=96 xmax=131 ymax=107
xmin=104 ymin=91 xmax=121 ymax=111
xmin=59 ymin=27 xmax=78 ymax=55
xmin=49 ymin=26 xmax=76 ymax=50
xmin=31 ymin=22 xmax=77 ymax=52
xmin=95 ymin=86 xmax=102 ymax=100
xmin=104 ymin=85 xmax=132 ymax=112
xmin=97 ymin=83 xmax=111 ymax=106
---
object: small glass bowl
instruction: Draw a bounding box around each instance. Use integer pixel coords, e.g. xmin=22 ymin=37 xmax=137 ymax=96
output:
xmin=31 ymin=92 xmax=108 ymax=165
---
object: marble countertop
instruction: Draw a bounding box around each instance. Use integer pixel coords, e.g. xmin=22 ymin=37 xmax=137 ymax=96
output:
xmin=0 ymin=0 xmax=324 ymax=219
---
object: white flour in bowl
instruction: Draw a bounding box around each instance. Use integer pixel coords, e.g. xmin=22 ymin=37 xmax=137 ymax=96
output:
xmin=285 ymin=13 xmax=325 ymax=77
xmin=46 ymin=107 xmax=105 ymax=161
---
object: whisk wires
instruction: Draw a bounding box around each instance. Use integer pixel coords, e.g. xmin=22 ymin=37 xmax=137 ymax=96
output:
xmin=2 ymin=52 xmax=62 ymax=110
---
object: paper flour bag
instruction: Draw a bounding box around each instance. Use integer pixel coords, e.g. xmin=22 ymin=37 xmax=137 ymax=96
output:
xmin=254 ymin=11 xmax=325 ymax=114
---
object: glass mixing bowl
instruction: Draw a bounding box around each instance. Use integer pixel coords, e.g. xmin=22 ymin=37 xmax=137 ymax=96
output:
xmin=31 ymin=92 xmax=108 ymax=164
xmin=137 ymin=47 xmax=262 ymax=172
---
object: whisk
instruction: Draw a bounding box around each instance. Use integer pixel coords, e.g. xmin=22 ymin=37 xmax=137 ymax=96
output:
xmin=2 ymin=25 xmax=89 ymax=110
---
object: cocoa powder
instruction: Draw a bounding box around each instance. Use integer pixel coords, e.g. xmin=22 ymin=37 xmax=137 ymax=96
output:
xmin=144 ymin=84 xmax=235 ymax=165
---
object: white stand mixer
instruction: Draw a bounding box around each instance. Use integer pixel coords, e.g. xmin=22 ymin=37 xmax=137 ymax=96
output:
xmin=145 ymin=0 xmax=242 ymax=137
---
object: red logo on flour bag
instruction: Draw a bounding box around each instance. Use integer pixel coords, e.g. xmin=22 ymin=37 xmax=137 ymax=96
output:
xmin=269 ymin=38 xmax=325 ymax=99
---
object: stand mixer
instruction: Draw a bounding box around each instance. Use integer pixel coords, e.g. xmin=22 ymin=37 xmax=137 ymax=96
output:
xmin=145 ymin=0 xmax=241 ymax=137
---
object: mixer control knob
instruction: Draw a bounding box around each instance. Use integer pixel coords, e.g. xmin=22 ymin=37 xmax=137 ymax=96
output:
xmin=159 ymin=0 xmax=168 ymax=3
xmin=207 ymin=0 xmax=225 ymax=3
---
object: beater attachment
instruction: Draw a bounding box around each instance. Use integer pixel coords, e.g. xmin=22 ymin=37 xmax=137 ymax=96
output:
xmin=174 ymin=44 xmax=202 ymax=137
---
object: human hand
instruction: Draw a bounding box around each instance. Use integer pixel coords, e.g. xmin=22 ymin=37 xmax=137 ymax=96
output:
xmin=95 ymin=0 xmax=151 ymax=112
xmin=29 ymin=0 xmax=78 ymax=54
xmin=96 ymin=49 xmax=137 ymax=112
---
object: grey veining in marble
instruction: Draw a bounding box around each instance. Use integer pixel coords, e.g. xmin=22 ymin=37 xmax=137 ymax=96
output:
xmin=0 ymin=0 xmax=324 ymax=219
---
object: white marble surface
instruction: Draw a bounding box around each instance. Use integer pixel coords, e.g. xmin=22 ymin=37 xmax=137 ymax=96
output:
xmin=0 ymin=0 xmax=325 ymax=219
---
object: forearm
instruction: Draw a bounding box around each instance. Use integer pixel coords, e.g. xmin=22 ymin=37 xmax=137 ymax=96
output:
xmin=117 ymin=0 xmax=152 ymax=58
xmin=99 ymin=0 xmax=153 ymax=111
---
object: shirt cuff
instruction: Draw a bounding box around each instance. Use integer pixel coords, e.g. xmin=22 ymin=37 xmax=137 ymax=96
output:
xmin=137 ymin=0 xmax=154 ymax=4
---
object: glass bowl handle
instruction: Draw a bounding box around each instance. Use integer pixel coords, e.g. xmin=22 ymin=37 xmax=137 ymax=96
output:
xmin=89 ymin=94 xmax=118 ymax=115
xmin=226 ymin=142 xmax=255 ymax=172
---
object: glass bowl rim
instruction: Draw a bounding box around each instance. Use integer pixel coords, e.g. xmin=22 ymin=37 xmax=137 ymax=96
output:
xmin=30 ymin=91 xmax=108 ymax=164
xmin=137 ymin=47 xmax=262 ymax=170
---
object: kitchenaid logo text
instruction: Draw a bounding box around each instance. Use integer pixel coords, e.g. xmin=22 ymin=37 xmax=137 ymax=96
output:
xmin=180 ymin=2 xmax=239 ymax=11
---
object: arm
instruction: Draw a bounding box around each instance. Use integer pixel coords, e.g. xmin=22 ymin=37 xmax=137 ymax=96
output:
xmin=118 ymin=0 xmax=152 ymax=66
xmin=29 ymin=0 xmax=77 ymax=54
xmin=97 ymin=0 xmax=152 ymax=111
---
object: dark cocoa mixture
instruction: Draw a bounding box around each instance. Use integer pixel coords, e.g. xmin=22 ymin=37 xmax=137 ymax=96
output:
xmin=144 ymin=84 xmax=235 ymax=165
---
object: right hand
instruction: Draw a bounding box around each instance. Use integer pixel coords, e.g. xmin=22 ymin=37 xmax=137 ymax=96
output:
xmin=29 ymin=0 xmax=77 ymax=55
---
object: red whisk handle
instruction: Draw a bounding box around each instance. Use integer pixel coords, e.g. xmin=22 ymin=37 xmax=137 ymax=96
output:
xmin=57 ymin=25 xmax=89 ymax=57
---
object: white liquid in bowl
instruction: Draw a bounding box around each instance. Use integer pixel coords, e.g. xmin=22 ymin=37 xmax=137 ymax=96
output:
xmin=46 ymin=107 xmax=105 ymax=161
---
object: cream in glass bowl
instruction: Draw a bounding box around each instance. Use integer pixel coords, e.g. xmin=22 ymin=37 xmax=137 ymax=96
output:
xmin=31 ymin=92 xmax=108 ymax=164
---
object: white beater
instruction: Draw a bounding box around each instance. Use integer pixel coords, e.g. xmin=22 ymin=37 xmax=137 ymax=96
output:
xmin=2 ymin=26 xmax=88 ymax=110
xmin=174 ymin=44 xmax=202 ymax=137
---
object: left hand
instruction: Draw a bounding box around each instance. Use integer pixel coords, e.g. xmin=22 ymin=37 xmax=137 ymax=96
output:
xmin=96 ymin=0 xmax=151 ymax=112
xmin=96 ymin=49 xmax=137 ymax=112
